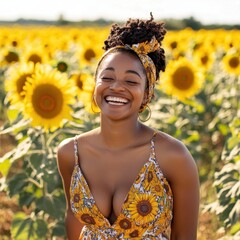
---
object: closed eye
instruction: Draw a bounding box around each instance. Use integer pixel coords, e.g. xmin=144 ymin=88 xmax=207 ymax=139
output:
xmin=126 ymin=80 xmax=139 ymax=85
xmin=102 ymin=77 xmax=114 ymax=81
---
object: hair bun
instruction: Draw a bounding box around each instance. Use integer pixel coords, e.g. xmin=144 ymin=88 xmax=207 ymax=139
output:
xmin=103 ymin=14 xmax=167 ymax=79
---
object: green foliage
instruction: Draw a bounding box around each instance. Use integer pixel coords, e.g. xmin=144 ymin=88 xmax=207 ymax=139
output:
xmin=11 ymin=212 xmax=48 ymax=240
xmin=205 ymin=118 xmax=240 ymax=236
xmin=0 ymin=105 xmax=99 ymax=238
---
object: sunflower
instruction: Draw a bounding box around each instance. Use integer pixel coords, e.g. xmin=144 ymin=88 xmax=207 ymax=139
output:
xmin=56 ymin=60 xmax=69 ymax=73
xmin=142 ymin=164 xmax=159 ymax=191
xmin=22 ymin=44 xmax=49 ymax=65
xmin=77 ymin=206 xmax=105 ymax=227
xmin=23 ymin=64 xmax=76 ymax=132
xmin=4 ymin=50 xmax=19 ymax=63
xmin=115 ymin=214 xmax=145 ymax=238
xmin=4 ymin=62 xmax=35 ymax=108
xmin=222 ymin=52 xmax=240 ymax=75
xmin=71 ymin=186 xmax=84 ymax=209
xmin=1 ymin=49 xmax=19 ymax=66
xmin=160 ymin=58 xmax=204 ymax=101
xmin=78 ymin=30 xmax=104 ymax=67
xmin=128 ymin=193 xmax=158 ymax=224
xmin=76 ymin=207 xmax=97 ymax=225
xmin=70 ymin=72 xmax=98 ymax=113
xmin=52 ymin=49 xmax=80 ymax=73
xmin=193 ymin=46 xmax=215 ymax=72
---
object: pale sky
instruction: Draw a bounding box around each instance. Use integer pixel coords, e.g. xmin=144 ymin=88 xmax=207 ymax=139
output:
xmin=0 ymin=0 xmax=239 ymax=25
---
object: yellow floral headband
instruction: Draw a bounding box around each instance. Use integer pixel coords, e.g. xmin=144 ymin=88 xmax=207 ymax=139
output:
xmin=98 ymin=36 xmax=160 ymax=112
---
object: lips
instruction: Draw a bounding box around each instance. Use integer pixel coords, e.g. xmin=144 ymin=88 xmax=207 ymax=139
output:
xmin=105 ymin=96 xmax=129 ymax=105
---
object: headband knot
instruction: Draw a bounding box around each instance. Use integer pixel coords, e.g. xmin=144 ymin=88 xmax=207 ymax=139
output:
xmin=131 ymin=36 xmax=160 ymax=55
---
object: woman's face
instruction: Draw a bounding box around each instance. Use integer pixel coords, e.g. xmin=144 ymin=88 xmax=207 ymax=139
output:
xmin=94 ymin=51 xmax=147 ymax=120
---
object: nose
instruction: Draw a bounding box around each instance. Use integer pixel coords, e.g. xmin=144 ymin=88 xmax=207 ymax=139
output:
xmin=109 ymin=81 xmax=125 ymax=91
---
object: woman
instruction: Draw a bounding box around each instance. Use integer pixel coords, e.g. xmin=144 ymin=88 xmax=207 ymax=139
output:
xmin=57 ymin=15 xmax=199 ymax=239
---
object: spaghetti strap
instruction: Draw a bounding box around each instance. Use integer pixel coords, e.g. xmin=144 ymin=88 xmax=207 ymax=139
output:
xmin=150 ymin=130 xmax=157 ymax=158
xmin=150 ymin=131 xmax=166 ymax=177
xmin=73 ymin=136 xmax=79 ymax=166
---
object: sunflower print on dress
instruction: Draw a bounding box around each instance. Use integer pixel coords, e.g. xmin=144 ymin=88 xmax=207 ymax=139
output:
xmin=70 ymin=133 xmax=173 ymax=239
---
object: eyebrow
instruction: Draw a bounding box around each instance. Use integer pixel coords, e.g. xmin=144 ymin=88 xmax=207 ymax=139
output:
xmin=103 ymin=67 xmax=142 ymax=79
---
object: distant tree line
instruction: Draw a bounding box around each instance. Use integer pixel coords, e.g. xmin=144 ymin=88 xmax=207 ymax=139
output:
xmin=0 ymin=16 xmax=239 ymax=30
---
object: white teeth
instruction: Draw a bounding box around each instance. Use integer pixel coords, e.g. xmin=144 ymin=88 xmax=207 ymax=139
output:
xmin=105 ymin=96 xmax=128 ymax=104
xmin=109 ymin=102 xmax=124 ymax=105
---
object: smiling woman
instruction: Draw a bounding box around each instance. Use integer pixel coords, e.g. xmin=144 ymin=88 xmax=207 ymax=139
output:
xmin=57 ymin=14 xmax=199 ymax=240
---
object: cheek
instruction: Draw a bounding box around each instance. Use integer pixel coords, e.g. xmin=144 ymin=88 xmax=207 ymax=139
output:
xmin=94 ymin=81 xmax=105 ymax=102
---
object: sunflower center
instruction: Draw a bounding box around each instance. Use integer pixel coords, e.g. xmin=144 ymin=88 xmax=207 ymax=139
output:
xmin=77 ymin=78 xmax=83 ymax=90
xmin=172 ymin=66 xmax=194 ymax=90
xmin=119 ymin=219 xmax=132 ymax=229
xmin=129 ymin=230 xmax=139 ymax=237
xmin=12 ymin=40 xmax=18 ymax=47
xmin=154 ymin=185 xmax=162 ymax=192
xmin=81 ymin=214 xmax=95 ymax=224
xmin=229 ymin=57 xmax=239 ymax=68
xmin=137 ymin=200 xmax=152 ymax=216
xmin=17 ymin=74 xmax=32 ymax=99
xmin=5 ymin=51 xmax=19 ymax=63
xmin=73 ymin=194 xmax=80 ymax=203
xmin=194 ymin=42 xmax=202 ymax=50
xmin=57 ymin=61 xmax=68 ymax=72
xmin=170 ymin=41 xmax=177 ymax=49
xmin=32 ymin=84 xmax=63 ymax=119
xmin=201 ymin=55 xmax=208 ymax=65
xmin=39 ymin=95 xmax=56 ymax=111
xmin=28 ymin=54 xmax=42 ymax=64
xmin=84 ymin=48 xmax=96 ymax=61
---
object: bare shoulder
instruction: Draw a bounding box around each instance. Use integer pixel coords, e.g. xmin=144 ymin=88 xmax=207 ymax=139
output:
xmin=154 ymin=131 xmax=198 ymax=183
xmin=57 ymin=128 xmax=99 ymax=170
xmin=57 ymin=137 xmax=76 ymax=175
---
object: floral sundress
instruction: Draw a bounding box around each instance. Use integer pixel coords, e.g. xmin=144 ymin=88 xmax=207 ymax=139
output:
xmin=70 ymin=133 xmax=173 ymax=239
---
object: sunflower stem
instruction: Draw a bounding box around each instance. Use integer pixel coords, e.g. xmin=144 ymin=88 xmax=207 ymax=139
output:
xmin=41 ymin=129 xmax=49 ymax=197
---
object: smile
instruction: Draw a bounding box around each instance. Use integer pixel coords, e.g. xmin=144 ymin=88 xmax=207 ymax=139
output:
xmin=105 ymin=96 xmax=129 ymax=105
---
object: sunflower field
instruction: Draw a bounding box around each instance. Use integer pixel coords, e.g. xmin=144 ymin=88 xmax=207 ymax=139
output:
xmin=0 ymin=25 xmax=239 ymax=240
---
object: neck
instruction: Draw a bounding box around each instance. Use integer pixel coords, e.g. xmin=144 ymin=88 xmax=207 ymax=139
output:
xmin=99 ymin=114 xmax=145 ymax=149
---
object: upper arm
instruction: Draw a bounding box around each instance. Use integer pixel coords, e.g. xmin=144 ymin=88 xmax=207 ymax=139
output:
xmin=56 ymin=138 xmax=84 ymax=239
xmin=168 ymin=143 xmax=200 ymax=239
xmin=57 ymin=138 xmax=74 ymax=209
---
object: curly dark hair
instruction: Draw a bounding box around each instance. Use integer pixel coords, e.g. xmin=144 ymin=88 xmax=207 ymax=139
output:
xmin=103 ymin=13 xmax=167 ymax=80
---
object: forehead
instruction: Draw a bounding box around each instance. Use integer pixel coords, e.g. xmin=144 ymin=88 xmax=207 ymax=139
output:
xmin=98 ymin=51 xmax=145 ymax=73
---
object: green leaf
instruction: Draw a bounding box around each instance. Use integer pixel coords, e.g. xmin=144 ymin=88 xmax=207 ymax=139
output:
xmin=230 ymin=221 xmax=240 ymax=235
xmin=0 ymin=118 xmax=30 ymax=135
xmin=11 ymin=212 xmax=48 ymax=240
xmin=11 ymin=212 xmax=31 ymax=239
xmin=36 ymin=193 xmax=65 ymax=219
xmin=34 ymin=219 xmax=48 ymax=238
xmin=0 ymin=158 xmax=11 ymax=176
xmin=7 ymin=172 xmax=28 ymax=197
xmin=19 ymin=191 xmax=36 ymax=208
xmin=218 ymin=124 xmax=229 ymax=136
xmin=29 ymin=153 xmax=44 ymax=171
xmin=0 ymin=137 xmax=32 ymax=163
xmin=7 ymin=107 xmax=20 ymax=123
xmin=52 ymin=221 xmax=66 ymax=237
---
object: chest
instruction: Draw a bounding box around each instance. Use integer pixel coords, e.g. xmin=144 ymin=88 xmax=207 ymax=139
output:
xmin=77 ymin=144 xmax=152 ymax=219
xmin=80 ymin=145 xmax=150 ymax=187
